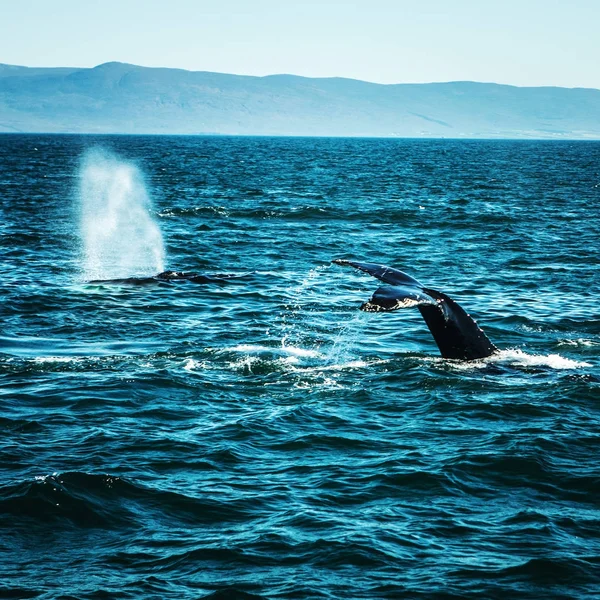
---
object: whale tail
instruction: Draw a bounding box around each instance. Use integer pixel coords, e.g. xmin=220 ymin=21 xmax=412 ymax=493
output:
xmin=333 ymin=260 xmax=498 ymax=361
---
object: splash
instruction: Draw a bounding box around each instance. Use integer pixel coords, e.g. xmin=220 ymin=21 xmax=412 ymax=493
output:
xmin=231 ymin=344 xmax=322 ymax=359
xmin=78 ymin=148 xmax=165 ymax=280
xmin=324 ymin=311 xmax=370 ymax=366
xmin=495 ymin=348 xmax=592 ymax=369
xmin=435 ymin=348 xmax=592 ymax=371
xmin=279 ymin=264 xmax=332 ymax=350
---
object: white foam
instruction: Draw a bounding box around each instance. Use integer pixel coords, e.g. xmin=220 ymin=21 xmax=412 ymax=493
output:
xmin=33 ymin=356 xmax=80 ymax=364
xmin=557 ymin=338 xmax=598 ymax=348
xmin=35 ymin=473 xmax=58 ymax=482
xmin=183 ymin=358 xmax=208 ymax=371
xmin=230 ymin=344 xmax=270 ymax=353
xmin=441 ymin=348 xmax=592 ymax=370
xmin=230 ymin=344 xmax=322 ymax=359
xmin=280 ymin=345 xmax=322 ymax=358
xmin=292 ymin=359 xmax=370 ymax=373
xmin=292 ymin=377 xmax=345 ymax=390
xmin=495 ymin=348 xmax=592 ymax=369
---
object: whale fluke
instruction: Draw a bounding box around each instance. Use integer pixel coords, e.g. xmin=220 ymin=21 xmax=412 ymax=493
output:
xmin=333 ymin=259 xmax=498 ymax=361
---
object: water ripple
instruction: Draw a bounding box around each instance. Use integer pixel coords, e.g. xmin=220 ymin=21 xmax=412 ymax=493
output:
xmin=1 ymin=136 xmax=599 ymax=599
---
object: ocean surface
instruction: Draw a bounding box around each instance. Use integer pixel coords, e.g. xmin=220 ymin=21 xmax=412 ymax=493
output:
xmin=1 ymin=134 xmax=599 ymax=599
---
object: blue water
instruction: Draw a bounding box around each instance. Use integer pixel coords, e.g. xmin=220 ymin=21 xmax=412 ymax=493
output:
xmin=1 ymin=135 xmax=599 ymax=599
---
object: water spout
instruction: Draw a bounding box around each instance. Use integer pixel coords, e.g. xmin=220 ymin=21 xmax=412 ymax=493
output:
xmin=78 ymin=148 xmax=165 ymax=281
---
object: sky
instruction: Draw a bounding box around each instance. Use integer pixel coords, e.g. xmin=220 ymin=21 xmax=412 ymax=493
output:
xmin=1 ymin=0 xmax=599 ymax=88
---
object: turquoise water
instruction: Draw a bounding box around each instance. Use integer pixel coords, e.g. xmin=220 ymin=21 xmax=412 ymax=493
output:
xmin=1 ymin=135 xmax=599 ymax=599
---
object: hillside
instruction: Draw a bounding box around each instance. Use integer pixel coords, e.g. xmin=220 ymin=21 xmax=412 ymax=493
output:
xmin=1 ymin=62 xmax=599 ymax=138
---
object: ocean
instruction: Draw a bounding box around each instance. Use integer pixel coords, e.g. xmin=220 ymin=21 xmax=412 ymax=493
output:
xmin=1 ymin=134 xmax=599 ymax=599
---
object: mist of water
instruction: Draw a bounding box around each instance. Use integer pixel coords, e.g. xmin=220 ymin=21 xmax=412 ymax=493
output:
xmin=78 ymin=149 xmax=165 ymax=280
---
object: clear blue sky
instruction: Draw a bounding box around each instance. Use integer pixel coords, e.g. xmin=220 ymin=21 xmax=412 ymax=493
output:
xmin=1 ymin=0 xmax=599 ymax=88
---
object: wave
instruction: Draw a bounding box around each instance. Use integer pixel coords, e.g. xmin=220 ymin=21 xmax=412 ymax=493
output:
xmin=431 ymin=348 xmax=592 ymax=371
xmin=453 ymin=556 xmax=600 ymax=586
xmin=1 ymin=344 xmax=591 ymax=386
xmin=557 ymin=338 xmax=599 ymax=348
xmin=495 ymin=349 xmax=592 ymax=369
xmin=200 ymin=590 xmax=267 ymax=600
xmin=0 ymin=416 xmax=44 ymax=433
xmin=0 ymin=472 xmax=266 ymax=531
xmin=158 ymin=204 xmax=427 ymax=223
xmin=230 ymin=343 xmax=322 ymax=359
xmin=182 ymin=343 xmax=373 ymax=388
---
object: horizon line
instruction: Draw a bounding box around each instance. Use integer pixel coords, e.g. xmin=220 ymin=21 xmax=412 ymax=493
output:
xmin=1 ymin=132 xmax=599 ymax=142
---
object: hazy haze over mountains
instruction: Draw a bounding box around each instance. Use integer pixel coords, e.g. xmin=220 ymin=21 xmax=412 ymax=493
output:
xmin=1 ymin=62 xmax=599 ymax=138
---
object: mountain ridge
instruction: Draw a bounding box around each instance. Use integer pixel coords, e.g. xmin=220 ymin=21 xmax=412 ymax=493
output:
xmin=1 ymin=62 xmax=599 ymax=138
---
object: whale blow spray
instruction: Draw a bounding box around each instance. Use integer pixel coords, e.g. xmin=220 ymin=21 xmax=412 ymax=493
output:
xmin=79 ymin=149 xmax=165 ymax=280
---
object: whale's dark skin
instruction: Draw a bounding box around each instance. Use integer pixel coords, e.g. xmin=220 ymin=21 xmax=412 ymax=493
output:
xmin=334 ymin=260 xmax=498 ymax=361
xmin=88 ymin=271 xmax=248 ymax=285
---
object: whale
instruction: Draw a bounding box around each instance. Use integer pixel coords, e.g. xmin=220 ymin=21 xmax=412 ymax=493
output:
xmin=333 ymin=260 xmax=498 ymax=361
xmin=88 ymin=271 xmax=248 ymax=285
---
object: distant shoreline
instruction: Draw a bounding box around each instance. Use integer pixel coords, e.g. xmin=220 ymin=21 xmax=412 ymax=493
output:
xmin=2 ymin=62 xmax=600 ymax=139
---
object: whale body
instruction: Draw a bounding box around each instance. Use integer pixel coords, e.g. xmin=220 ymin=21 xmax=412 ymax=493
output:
xmin=88 ymin=271 xmax=247 ymax=285
xmin=334 ymin=260 xmax=498 ymax=361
